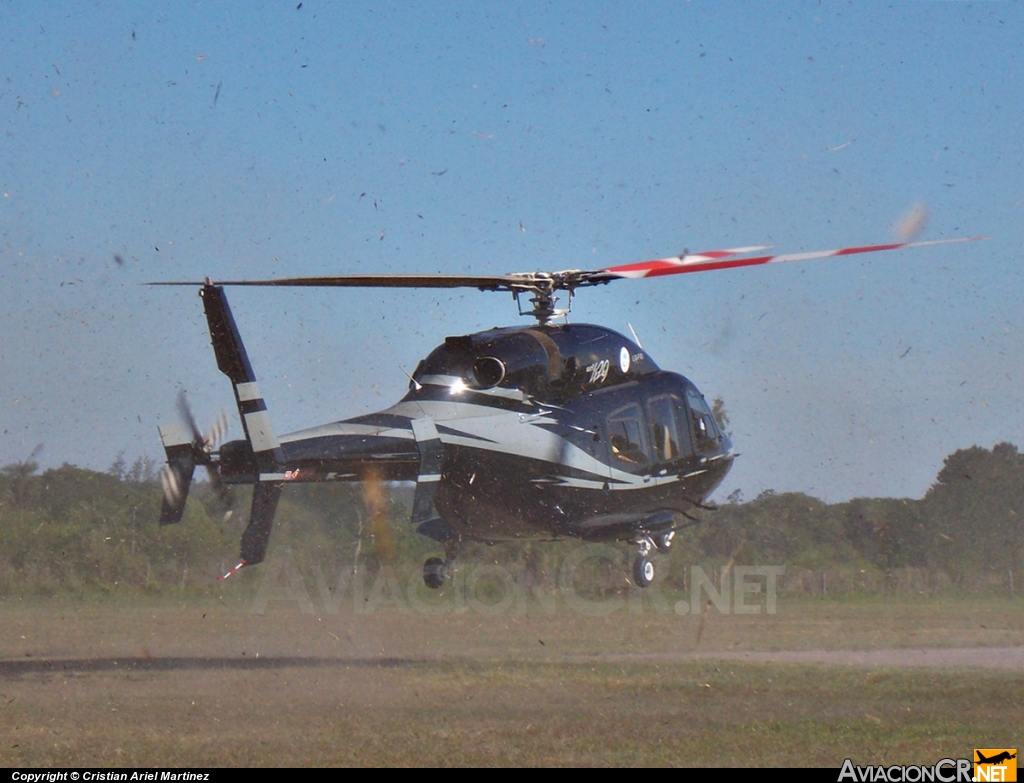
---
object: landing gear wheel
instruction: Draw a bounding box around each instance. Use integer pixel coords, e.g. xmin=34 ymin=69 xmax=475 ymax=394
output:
xmin=655 ymin=531 xmax=675 ymax=552
xmin=633 ymin=555 xmax=655 ymax=588
xmin=423 ymin=557 xmax=446 ymax=589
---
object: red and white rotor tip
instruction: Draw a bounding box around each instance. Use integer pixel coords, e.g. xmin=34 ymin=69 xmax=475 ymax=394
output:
xmin=601 ymin=235 xmax=987 ymax=280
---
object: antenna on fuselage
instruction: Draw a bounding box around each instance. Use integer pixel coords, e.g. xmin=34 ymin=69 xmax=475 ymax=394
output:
xmin=627 ymin=322 xmax=644 ymax=350
xmin=399 ymin=365 xmax=423 ymax=390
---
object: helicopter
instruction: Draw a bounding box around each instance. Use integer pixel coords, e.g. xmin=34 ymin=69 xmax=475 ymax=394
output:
xmin=153 ymin=235 xmax=984 ymax=588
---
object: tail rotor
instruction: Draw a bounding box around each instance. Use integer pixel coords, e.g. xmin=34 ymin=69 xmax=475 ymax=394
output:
xmin=158 ymin=390 xmax=234 ymax=523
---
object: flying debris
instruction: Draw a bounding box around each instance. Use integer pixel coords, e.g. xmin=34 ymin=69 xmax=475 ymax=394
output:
xmin=894 ymin=203 xmax=929 ymax=242
xmin=151 ymin=234 xmax=986 ymax=588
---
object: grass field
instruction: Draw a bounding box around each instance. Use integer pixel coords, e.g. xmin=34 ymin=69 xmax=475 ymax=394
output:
xmin=1 ymin=594 xmax=1021 ymax=766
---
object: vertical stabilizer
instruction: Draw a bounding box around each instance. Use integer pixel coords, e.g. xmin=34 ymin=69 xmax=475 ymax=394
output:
xmin=200 ymin=283 xmax=286 ymax=574
xmin=200 ymin=284 xmax=283 ymax=471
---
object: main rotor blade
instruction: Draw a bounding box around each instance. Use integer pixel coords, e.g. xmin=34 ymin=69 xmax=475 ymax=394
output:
xmin=147 ymin=236 xmax=986 ymax=295
xmin=594 ymin=236 xmax=987 ymax=281
xmin=146 ymin=246 xmax=771 ymax=290
xmin=150 ymin=274 xmax=524 ymax=290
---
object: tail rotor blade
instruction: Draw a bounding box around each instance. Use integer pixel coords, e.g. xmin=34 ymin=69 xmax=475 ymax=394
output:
xmin=156 ymin=444 xmax=195 ymax=526
xmin=172 ymin=391 xmax=233 ymax=512
xmin=176 ymin=389 xmax=203 ymax=445
xmin=205 ymin=409 xmax=229 ymax=451
xmin=160 ymin=464 xmax=182 ymax=506
xmin=205 ymin=463 xmax=235 ymax=513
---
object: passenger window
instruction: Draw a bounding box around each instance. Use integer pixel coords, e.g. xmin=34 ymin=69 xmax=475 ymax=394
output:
xmin=607 ymin=403 xmax=650 ymax=468
xmin=647 ymin=394 xmax=682 ymax=462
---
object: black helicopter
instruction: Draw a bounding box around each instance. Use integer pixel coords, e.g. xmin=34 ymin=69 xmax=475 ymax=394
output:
xmin=153 ymin=235 xmax=983 ymax=588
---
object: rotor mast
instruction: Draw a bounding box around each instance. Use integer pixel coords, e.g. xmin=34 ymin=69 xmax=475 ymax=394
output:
xmin=510 ymin=273 xmax=587 ymax=324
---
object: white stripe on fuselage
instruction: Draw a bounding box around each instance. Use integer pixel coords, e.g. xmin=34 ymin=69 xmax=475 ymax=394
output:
xmin=279 ymin=422 xmax=415 ymax=442
xmin=279 ymin=397 xmax=656 ymax=489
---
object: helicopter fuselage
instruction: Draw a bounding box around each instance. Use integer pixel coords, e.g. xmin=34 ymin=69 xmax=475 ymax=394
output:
xmin=216 ymin=322 xmax=734 ymax=545
xmin=157 ymin=236 xmax=985 ymax=583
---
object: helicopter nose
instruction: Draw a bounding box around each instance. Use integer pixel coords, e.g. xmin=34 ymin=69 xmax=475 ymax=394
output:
xmin=721 ymin=433 xmax=734 ymax=456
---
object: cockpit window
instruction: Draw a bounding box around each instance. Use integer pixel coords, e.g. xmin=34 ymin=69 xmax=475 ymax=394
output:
xmin=686 ymin=387 xmax=720 ymax=453
xmin=607 ymin=403 xmax=650 ymax=467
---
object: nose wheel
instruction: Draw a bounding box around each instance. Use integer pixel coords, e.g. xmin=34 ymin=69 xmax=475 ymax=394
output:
xmin=631 ymin=536 xmax=656 ymax=588
xmin=633 ymin=554 xmax=655 ymax=587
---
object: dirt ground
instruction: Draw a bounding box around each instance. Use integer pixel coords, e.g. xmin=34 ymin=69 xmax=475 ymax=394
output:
xmin=4 ymin=591 xmax=1023 ymax=659
xmin=693 ymin=646 xmax=1024 ymax=668
xmin=1 ymin=594 xmax=1021 ymax=766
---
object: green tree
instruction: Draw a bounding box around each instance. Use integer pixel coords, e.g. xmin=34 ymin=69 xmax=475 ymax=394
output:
xmin=842 ymin=497 xmax=928 ymax=570
xmin=711 ymin=396 xmax=730 ymax=434
xmin=922 ymin=443 xmax=1024 ymax=580
xmin=108 ymin=452 xmax=127 ymax=481
xmin=2 ymin=459 xmax=39 ymax=506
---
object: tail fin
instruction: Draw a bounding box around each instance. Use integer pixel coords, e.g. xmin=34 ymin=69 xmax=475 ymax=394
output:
xmin=200 ymin=283 xmax=284 ymax=470
xmin=200 ymin=283 xmax=284 ymax=569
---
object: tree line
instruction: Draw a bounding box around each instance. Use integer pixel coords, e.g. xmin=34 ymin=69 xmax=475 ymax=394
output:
xmin=1 ymin=443 xmax=1021 ymax=596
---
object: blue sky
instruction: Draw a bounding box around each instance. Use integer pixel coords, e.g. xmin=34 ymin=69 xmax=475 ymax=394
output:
xmin=1 ymin=1 xmax=1020 ymax=502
